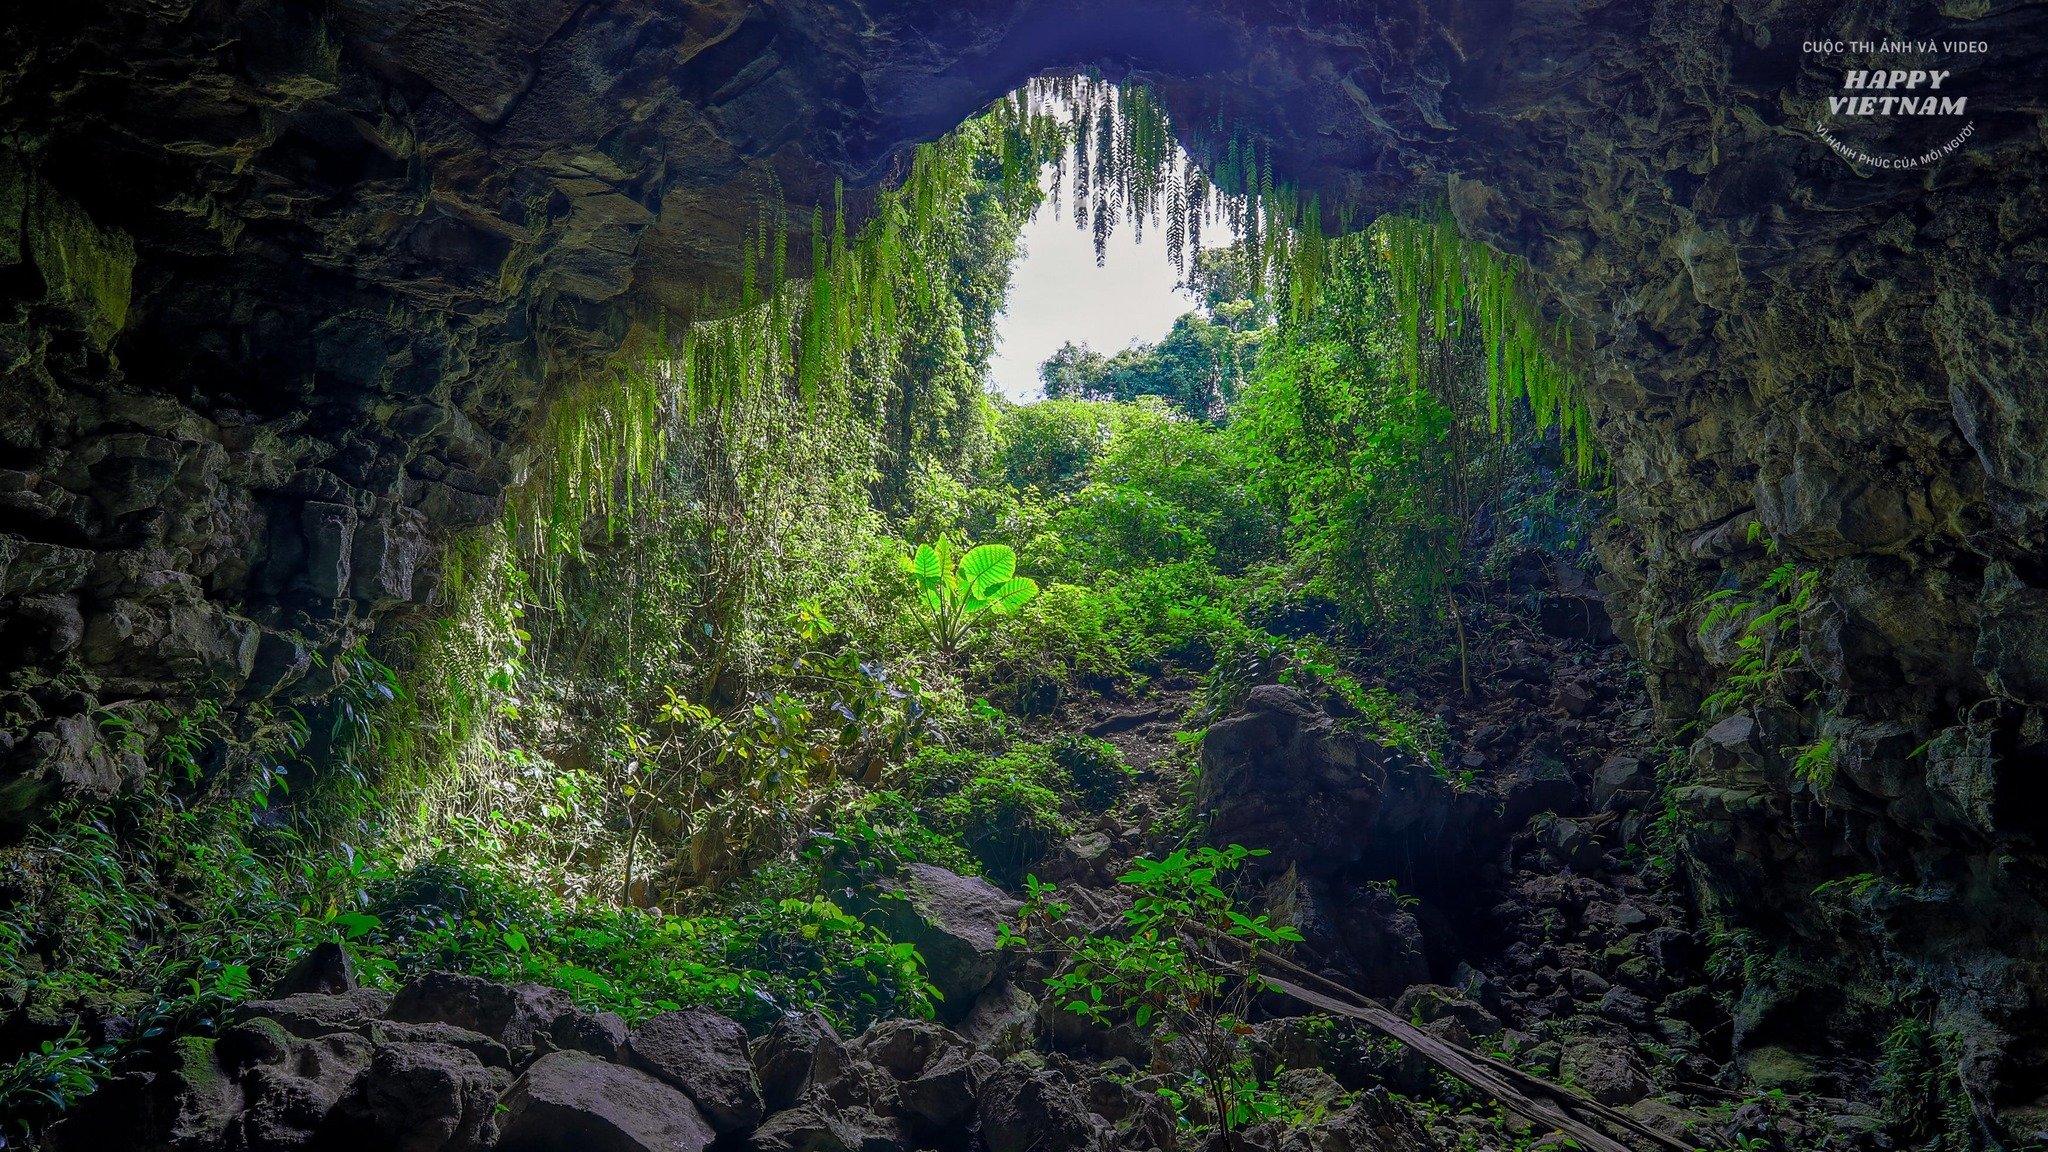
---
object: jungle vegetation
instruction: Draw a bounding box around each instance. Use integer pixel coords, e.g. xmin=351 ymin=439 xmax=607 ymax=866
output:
xmin=0 ymin=78 xmax=1598 ymax=1139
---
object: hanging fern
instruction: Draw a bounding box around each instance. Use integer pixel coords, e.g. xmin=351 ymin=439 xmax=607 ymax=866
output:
xmin=1377 ymin=209 xmax=1593 ymax=475
xmin=504 ymin=76 xmax=1591 ymax=602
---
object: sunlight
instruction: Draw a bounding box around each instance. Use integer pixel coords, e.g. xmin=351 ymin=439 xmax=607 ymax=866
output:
xmin=988 ymin=173 xmax=1222 ymax=402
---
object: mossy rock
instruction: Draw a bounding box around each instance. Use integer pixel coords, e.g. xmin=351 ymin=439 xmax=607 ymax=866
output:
xmin=27 ymin=178 xmax=135 ymax=348
xmin=1738 ymin=1044 xmax=1820 ymax=1092
xmin=0 ymin=155 xmax=23 ymax=267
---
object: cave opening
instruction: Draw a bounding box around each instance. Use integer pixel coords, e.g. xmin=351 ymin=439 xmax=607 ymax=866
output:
xmin=5 ymin=3 xmax=2047 ymax=1148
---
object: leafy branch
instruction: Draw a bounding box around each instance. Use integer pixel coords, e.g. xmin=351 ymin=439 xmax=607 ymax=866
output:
xmin=1006 ymin=845 xmax=1302 ymax=1145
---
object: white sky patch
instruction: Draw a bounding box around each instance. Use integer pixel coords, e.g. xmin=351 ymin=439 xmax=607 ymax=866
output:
xmin=987 ymin=174 xmax=1233 ymax=403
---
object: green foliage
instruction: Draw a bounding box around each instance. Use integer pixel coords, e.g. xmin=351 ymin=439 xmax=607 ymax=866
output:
xmin=1697 ymin=554 xmax=1822 ymax=718
xmin=996 ymin=399 xmax=1121 ymax=494
xmin=0 ymin=1024 xmax=111 ymax=1137
xmin=1223 ymin=222 xmax=1593 ymax=687
xmin=1791 ymin=737 xmax=1838 ymax=790
xmin=902 ymin=538 xmax=1041 ymax=656
xmin=1874 ymin=1019 xmax=1973 ymax=1149
xmin=0 ymin=686 xmax=402 ymax=1128
xmin=361 ymin=858 xmax=936 ymax=1030
xmin=1040 ymin=310 xmax=1264 ymax=420
xmin=1377 ymin=210 xmax=1592 ymax=475
xmin=903 ymin=744 xmax=1071 ymax=884
xmin=1 ymin=71 xmax=1616 ymax=1145
xmin=1202 ymin=631 xmax=1446 ymax=770
xmin=1010 ymin=845 xmax=1302 ymax=1141
xmin=1049 ymin=734 xmax=1132 ymax=811
xmin=814 ymin=789 xmax=984 ymax=878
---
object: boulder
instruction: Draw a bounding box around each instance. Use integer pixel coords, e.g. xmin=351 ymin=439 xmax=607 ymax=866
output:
xmin=753 ymin=1010 xmax=850 ymax=1113
xmin=233 ymin=988 xmax=393 ymax=1039
xmin=364 ymin=1020 xmax=514 ymax=1069
xmin=745 ymin=1102 xmax=904 ymax=1152
xmin=327 ymin=1040 xmax=507 ymax=1152
xmin=238 ymin=1030 xmax=376 ymax=1149
xmin=873 ymin=863 xmax=1020 ymax=1022
xmin=1559 ymin=1034 xmax=1649 ymax=1106
xmin=1592 ymin=754 xmax=1655 ymax=812
xmin=627 ymin=1009 xmax=765 ymax=1134
xmin=386 ymin=972 xmax=575 ymax=1054
xmin=1392 ymin=985 xmax=1503 ymax=1039
xmin=1309 ymin=1087 xmax=1440 ymax=1151
xmin=1036 ymin=831 xmax=1115 ymax=886
xmin=166 ymin=1036 xmax=245 ymax=1148
xmin=1197 ymin=685 xmax=1388 ymax=874
xmin=1503 ymin=750 xmax=1580 ymax=824
xmin=271 ymin=940 xmax=358 ymax=996
xmin=975 ymin=1061 xmax=1115 ymax=1152
xmin=498 ymin=1050 xmax=718 ymax=1152
xmin=957 ymin=982 xmax=1038 ymax=1056
xmin=853 ymin=1019 xmax=991 ymax=1133
xmin=553 ymin=1008 xmax=631 ymax=1060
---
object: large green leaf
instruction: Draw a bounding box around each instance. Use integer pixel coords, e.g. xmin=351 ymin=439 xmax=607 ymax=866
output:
xmin=983 ymin=576 xmax=1038 ymax=614
xmin=910 ymin=542 xmax=943 ymax=582
xmin=958 ymin=544 xmax=1016 ymax=598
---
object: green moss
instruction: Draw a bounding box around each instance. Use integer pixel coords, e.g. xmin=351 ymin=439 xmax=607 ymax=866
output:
xmin=170 ymin=1035 xmax=228 ymax=1098
xmin=1738 ymin=1044 xmax=1818 ymax=1092
xmin=27 ymin=180 xmax=134 ymax=348
xmin=0 ymin=155 xmax=24 ymax=267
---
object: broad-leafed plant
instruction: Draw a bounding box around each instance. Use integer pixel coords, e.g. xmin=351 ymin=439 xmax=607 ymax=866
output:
xmin=901 ymin=538 xmax=1040 ymax=655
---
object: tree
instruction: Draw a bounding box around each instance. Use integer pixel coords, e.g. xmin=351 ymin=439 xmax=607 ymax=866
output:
xmin=1036 ymin=313 xmax=1260 ymax=421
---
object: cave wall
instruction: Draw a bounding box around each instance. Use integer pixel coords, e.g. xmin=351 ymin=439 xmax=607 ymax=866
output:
xmin=3 ymin=0 xmax=2047 ymax=1132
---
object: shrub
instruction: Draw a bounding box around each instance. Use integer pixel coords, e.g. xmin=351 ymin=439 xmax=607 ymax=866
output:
xmin=1106 ymin=561 xmax=1254 ymax=671
xmin=899 ymin=744 xmax=1071 ymax=885
xmin=973 ymin=581 xmax=1126 ymax=706
xmin=1049 ymin=734 xmax=1131 ymax=811
xmin=817 ymin=789 xmax=984 ymax=878
xmin=364 ymin=857 xmax=937 ymax=1030
xmin=1009 ymin=845 xmax=1303 ymax=1140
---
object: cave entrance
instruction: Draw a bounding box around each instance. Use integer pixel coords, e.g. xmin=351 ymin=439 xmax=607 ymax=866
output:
xmin=394 ymin=72 xmax=1603 ymax=982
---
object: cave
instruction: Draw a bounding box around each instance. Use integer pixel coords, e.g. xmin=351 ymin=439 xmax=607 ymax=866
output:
xmin=3 ymin=0 xmax=2047 ymax=1148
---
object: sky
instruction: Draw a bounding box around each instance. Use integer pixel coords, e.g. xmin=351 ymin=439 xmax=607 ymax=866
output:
xmin=986 ymin=190 xmax=1215 ymax=403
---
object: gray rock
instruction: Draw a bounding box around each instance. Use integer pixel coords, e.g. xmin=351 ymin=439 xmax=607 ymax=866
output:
xmin=1393 ymin=985 xmax=1503 ymax=1038
xmin=553 ymin=1008 xmax=630 ymax=1061
xmin=976 ymin=1062 xmax=1115 ymax=1152
xmin=1591 ymin=754 xmax=1654 ymax=811
xmin=1197 ymin=685 xmax=1389 ymax=874
xmin=1598 ymin=987 xmax=1654 ymax=1028
xmin=753 ymin=1010 xmax=849 ymax=1113
xmin=1560 ymin=1035 xmax=1649 ymax=1106
xmin=270 ymin=940 xmax=358 ymax=997
xmin=364 ymin=1020 xmax=513 ymax=1069
xmin=328 ymin=1040 xmax=507 ymax=1152
xmin=386 ymin=972 xmax=574 ymax=1054
xmin=1037 ymin=831 xmax=1114 ymax=885
xmin=499 ymin=1050 xmax=717 ymax=1152
xmin=627 ymin=1009 xmax=764 ymax=1134
xmin=957 ymin=982 xmax=1038 ymax=1056
xmin=854 ymin=1019 xmax=989 ymax=1133
xmin=239 ymin=1030 xmax=377 ymax=1149
xmin=1505 ymin=750 xmax=1580 ymax=824
xmin=874 ymin=863 xmax=1020 ymax=1023
xmin=745 ymin=1101 xmax=904 ymax=1152
xmin=233 ymin=988 xmax=394 ymax=1038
